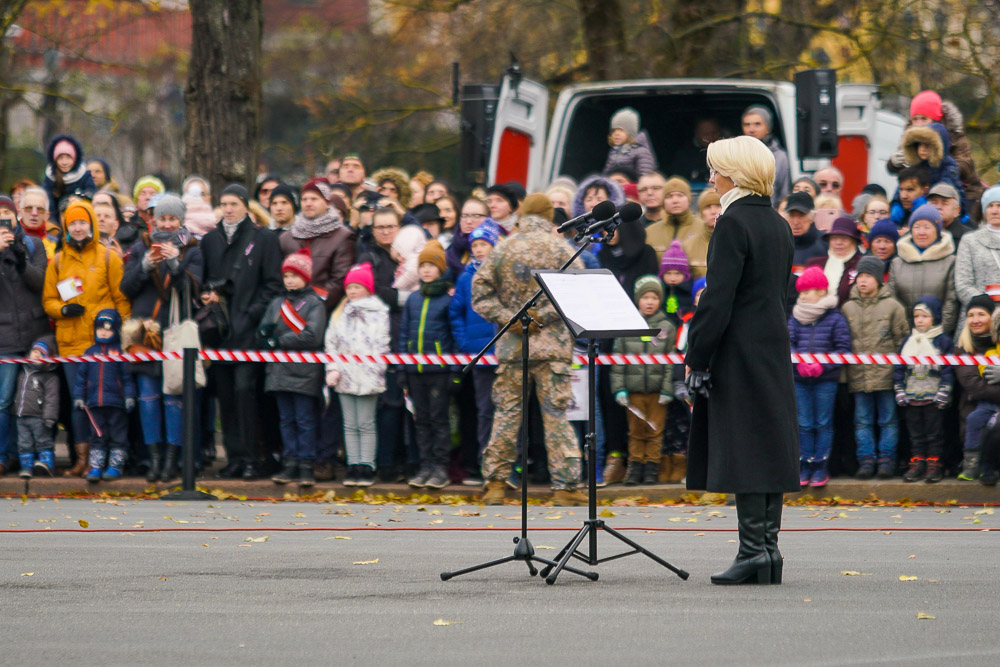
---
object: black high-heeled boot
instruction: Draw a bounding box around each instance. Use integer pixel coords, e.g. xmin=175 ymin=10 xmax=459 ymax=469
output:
xmin=146 ymin=444 xmax=162 ymax=483
xmin=764 ymin=492 xmax=784 ymax=584
xmin=711 ymin=492 xmax=771 ymax=585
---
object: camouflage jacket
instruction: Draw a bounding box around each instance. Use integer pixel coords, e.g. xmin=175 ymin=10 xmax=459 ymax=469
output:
xmin=471 ymin=215 xmax=581 ymax=363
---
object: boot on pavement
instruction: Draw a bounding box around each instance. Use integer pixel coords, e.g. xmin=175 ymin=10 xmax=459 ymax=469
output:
xmin=603 ymin=453 xmax=626 ymax=485
xmin=299 ymin=461 xmax=315 ymax=487
xmin=552 ymin=488 xmax=588 ymax=506
xmin=957 ymin=451 xmax=981 ymax=481
xmin=642 ymin=462 xmax=658 ymax=485
xmin=668 ymin=453 xmax=687 ymax=483
xmin=624 ymin=460 xmax=643 ymax=486
xmin=711 ymin=493 xmax=771 ymax=585
xmin=482 ymin=479 xmax=507 ymax=506
xmin=146 ymin=443 xmax=163 ymax=483
xmin=924 ymin=457 xmax=943 ymax=483
xmin=160 ymin=446 xmax=180 ymax=482
xmin=271 ymin=457 xmax=298 ymax=484
xmin=65 ymin=442 xmax=90 ymax=477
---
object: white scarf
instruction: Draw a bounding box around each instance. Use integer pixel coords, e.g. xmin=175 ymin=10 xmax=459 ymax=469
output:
xmin=719 ymin=187 xmax=755 ymax=216
xmin=823 ymin=249 xmax=850 ymax=298
xmin=901 ymin=324 xmax=944 ymax=357
xmin=792 ymin=294 xmax=839 ymax=325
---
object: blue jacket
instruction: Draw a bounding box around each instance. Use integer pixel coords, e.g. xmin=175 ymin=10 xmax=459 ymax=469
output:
xmin=399 ymin=279 xmax=454 ymax=373
xmin=72 ymin=310 xmax=136 ymax=408
xmin=788 ymin=306 xmax=852 ymax=384
xmin=449 ymin=261 xmax=497 ymax=355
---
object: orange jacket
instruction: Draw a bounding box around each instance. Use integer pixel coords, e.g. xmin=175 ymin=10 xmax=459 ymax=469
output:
xmin=42 ymin=201 xmax=130 ymax=355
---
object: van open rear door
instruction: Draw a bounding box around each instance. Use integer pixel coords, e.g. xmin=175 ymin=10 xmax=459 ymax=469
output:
xmin=487 ymin=74 xmax=548 ymax=191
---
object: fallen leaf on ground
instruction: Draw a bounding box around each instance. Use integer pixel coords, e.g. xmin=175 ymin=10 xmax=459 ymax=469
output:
xmin=599 ymin=509 xmax=616 ymax=518
xmin=668 ymin=517 xmax=682 ymax=523
xmin=974 ymin=509 xmax=994 ymax=515
xmin=916 ymin=612 xmax=935 ymax=620
xmin=245 ymin=536 xmax=269 ymax=543
xmin=429 ymin=519 xmax=444 ymax=524
xmin=78 ymin=519 xmax=89 ymax=527
xmin=293 ymin=512 xmax=306 ymax=518
xmin=841 ymin=571 xmax=864 ymax=576
xmin=353 ymin=558 xmax=379 ymax=565
xmin=324 ymin=536 xmax=352 ymax=540
xmin=899 ymin=575 xmax=918 ymax=581
xmin=432 ymin=619 xmax=454 ymax=626
xmin=803 ymin=599 xmax=811 ymax=603
xmin=21 ymin=572 xmax=33 ymax=577
xmin=545 ymin=515 xmax=563 ymax=520
xmin=160 ymin=577 xmax=167 ymax=581
xmin=536 ymin=545 xmax=555 ymax=550
xmin=908 ymin=555 xmax=916 ymax=559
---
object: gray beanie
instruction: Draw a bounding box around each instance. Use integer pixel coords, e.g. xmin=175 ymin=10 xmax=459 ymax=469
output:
xmin=152 ymin=193 xmax=186 ymax=221
xmin=742 ymin=105 xmax=773 ymax=131
xmin=856 ymin=255 xmax=885 ymax=287
xmin=610 ymin=107 xmax=640 ymax=138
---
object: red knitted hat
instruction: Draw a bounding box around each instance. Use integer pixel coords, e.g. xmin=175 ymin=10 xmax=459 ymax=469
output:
xmin=282 ymin=248 xmax=313 ymax=283
xmin=301 ymin=177 xmax=331 ymax=203
xmin=910 ymin=90 xmax=943 ymax=121
xmin=796 ymin=266 xmax=828 ymax=293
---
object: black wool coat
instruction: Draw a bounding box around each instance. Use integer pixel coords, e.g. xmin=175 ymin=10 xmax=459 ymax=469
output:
xmin=685 ymin=194 xmax=800 ymax=494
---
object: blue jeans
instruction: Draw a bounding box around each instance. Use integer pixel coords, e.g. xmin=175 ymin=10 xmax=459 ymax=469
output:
xmin=136 ymin=373 xmax=185 ymax=448
xmin=0 ymin=359 xmax=21 ymax=465
xmin=964 ymin=402 xmax=999 ymax=452
xmin=853 ymin=390 xmax=898 ymax=461
xmin=274 ymin=392 xmax=318 ymax=462
xmin=795 ymin=381 xmax=838 ymax=461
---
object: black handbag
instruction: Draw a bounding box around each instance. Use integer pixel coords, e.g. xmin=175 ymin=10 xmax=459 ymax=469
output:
xmin=195 ymin=298 xmax=231 ymax=348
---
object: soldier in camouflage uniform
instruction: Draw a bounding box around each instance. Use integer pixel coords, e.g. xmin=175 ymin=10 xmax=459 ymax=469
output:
xmin=471 ymin=193 xmax=588 ymax=505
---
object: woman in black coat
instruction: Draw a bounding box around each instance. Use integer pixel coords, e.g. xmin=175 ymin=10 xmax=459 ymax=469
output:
xmin=685 ymin=136 xmax=800 ymax=585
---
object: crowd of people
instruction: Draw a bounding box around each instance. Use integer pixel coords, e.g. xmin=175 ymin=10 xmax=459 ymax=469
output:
xmin=0 ymin=88 xmax=999 ymax=499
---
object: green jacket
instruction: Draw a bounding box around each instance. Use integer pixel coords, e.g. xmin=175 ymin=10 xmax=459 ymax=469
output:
xmin=610 ymin=310 xmax=677 ymax=396
xmin=840 ymin=283 xmax=909 ymax=392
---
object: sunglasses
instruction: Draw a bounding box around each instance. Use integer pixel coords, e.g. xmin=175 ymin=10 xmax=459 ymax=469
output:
xmin=817 ymin=181 xmax=842 ymax=189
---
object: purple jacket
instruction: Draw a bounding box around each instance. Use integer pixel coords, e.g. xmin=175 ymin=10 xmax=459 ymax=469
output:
xmin=788 ymin=307 xmax=851 ymax=384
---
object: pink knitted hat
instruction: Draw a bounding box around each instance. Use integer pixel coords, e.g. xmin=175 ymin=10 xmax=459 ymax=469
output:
xmin=796 ymin=266 xmax=828 ymax=293
xmin=344 ymin=262 xmax=375 ymax=295
xmin=53 ymin=139 xmax=76 ymax=161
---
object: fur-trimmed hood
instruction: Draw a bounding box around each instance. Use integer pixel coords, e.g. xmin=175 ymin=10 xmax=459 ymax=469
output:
xmin=895 ymin=230 xmax=955 ymax=263
xmin=572 ymin=174 xmax=626 ymax=218
xmin=990 ymin=307 xmax=1000 ymax=344
xmin=121 ymin=317 xmax=161 ymax=353
xmin=372 ymin=167 xmax=413 ymax=208
xmin=903 ymin=125 xmax=945 ymax=167
xmin=941 ymin=100 xmax=966 ymax=140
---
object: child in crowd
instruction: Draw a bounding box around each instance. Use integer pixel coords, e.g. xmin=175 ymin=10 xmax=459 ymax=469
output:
xmin=325 ymin=262 xmax=390 ymax=487
xmin=901 ymin=123 xmax=964 ymax=203
xmin=73 ymin=309 xmax=136 ymax=483
xmin=602 ymin=106 xmax=658 ymax=177
xmin=788 ymin=267 xmax=851 ymax=487
xmin=894 ymin=297 xmax=954 ymax=483
xmin=400 ymin=240 xmax=455 ymax=490
xmin=890 ymin=166 xmax=931 ymax=227
xmin=841 ymin=256 xmax=909 ymax=479
xmin=260 ymin=249 xmax=327 ymax=487
xmin=391 ymin=223 xmax=429 ymax=297
xmin=611 ymin=275 xmax=676 ymax=485
xmin=662 ymin=276 xmax=706 ymax=483
xmin=448 ymin=222 xmax=500 ymax=485
xmin=42 ymin=134 xmax=96 ymax=220
xmin=13 ymin=336 xmax=60 ymax=478
xmin=659 ymin=240 xmax=693 ymax=329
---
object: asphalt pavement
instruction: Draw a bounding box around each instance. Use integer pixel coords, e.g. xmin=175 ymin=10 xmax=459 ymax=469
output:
xmin=2 ymin=499 xmax=999 ymax=665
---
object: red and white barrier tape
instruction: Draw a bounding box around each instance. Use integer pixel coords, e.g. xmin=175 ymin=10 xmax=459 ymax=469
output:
xmin=2 ymin=350 xmax=999 ymax=366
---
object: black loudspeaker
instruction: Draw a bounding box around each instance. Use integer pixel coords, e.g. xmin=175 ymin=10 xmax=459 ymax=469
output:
xmin=795 ymin=69 xmax=838 ymax=159
xmin=460 ymin=83 xmax=500 ymax=181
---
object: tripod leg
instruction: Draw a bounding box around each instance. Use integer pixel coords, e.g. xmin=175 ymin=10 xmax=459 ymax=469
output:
xmin=441 ymin=555 xmax=519 ymax=581
xmin=538 ymin=524 xmax=588 ymax=578
xmin=545 ymin=524 xmax=595 ymax=584
xmin=601 ymin=525 xmax=689 ymax=579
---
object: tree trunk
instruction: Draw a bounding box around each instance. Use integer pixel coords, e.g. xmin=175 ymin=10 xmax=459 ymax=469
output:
xmin=184 ymin=0 xmax=262 ymax=200
xmin=577 ymin=0 xmax=627 ymax=80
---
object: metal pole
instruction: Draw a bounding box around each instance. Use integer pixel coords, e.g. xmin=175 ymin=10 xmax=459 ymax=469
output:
xmin=162 ymin=348 xmax=215 ymax=500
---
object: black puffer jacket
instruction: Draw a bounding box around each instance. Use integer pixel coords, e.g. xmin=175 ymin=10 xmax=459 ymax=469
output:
xmin=597 ymin=219 xmax=658 ymax=301
xmin=0 ymin=228 xmax=50 ymax=355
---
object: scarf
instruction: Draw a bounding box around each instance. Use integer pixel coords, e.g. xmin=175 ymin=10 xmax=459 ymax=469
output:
xmin=222 ymin=220 xmax=240 ymax=243
xmin=823 ymin=249 xmax=850 ymax=298
xmin=719 ymin=187 xmax=755 ymax=216
xmin=290 ymin=208 xmax=342 ymax=240
xmin=419 ymin=278 xmax=453 ymax=297
xmin=793 ymin=294 xmax=838 ymax=325
xmin=901 ymin=325 xmax=944 ymax=357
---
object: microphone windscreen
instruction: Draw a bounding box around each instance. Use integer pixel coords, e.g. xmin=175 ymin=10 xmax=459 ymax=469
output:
xmin=591 ymin=200 xmax=616 ymax=220
xmin=619 ymin=202 xmax=644 ymax=222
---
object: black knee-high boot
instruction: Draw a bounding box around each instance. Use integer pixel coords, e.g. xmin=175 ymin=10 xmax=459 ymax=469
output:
xmin=764 ymin=492 xmax=784 ymax=584
xmin=711 ymin=492 xmax=771 ymax=585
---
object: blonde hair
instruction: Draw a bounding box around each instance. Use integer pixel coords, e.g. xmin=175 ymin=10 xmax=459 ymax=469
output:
xmin=706 ymin=136 xmax=775 ymax=197
xmin=815 ymin=194 xmax=844 ymax=211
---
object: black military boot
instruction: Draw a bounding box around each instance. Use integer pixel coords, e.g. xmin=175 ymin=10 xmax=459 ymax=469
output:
xmin=146 ymin=444 xmax=162 ymax=483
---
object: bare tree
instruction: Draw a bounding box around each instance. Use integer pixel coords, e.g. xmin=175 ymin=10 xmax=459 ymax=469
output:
xmin=184 ymin=0 xmax=262 ymax=199
xmin=0 ymin=0 xmax=30 ymax=185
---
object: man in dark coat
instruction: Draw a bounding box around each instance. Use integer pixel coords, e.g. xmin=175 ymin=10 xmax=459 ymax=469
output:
xmin=685 ymin=136 xmax=800 ymax=586
xmin=200 ymin=184 xmax=283 ymax=480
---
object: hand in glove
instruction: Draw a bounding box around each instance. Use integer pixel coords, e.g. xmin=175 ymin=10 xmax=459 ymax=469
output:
xmin=615 ymin=391 xmax=629 ymax=407
xmin=257 ymin=322 xmax=277 ymax=339
xmin=264 ymin=338 xmax=278 ymax=350
xmin=984 ymin=365 xmax=1000 ymax=385
xmin=125 ymin=398 xmax=136 ymax=412
xmin=894 ymin=389 xmax=908 ymax=407
xmin=673 ymin=381 xmax=690 ymax=404
xmin=934 ymin=390 xmax=951 ymax=410
xmin=796 ymin=362 xmax=824 ymax=378
xmin=657 ymin=393 xmax=672 ymax=405
xmin=62 ymin=303 xmax=86 ymax=318
xmin=73 ymin=398 xmax=85 ymax=411
xmin=326 ymin=370 xmax=341 ymax=387
xmin=685 ymin=369 xmax=712 ymax=399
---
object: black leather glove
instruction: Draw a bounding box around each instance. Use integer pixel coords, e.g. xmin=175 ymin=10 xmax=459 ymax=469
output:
xmin=10 ymin=238 xmax=28 ymax=273
xmin=61 ymin=303 xmax=86 ymax=318
xmin=258 ymin=322 xmax=277 ymax=339
xmin=685 ymin=370 xmax=712 ymax=400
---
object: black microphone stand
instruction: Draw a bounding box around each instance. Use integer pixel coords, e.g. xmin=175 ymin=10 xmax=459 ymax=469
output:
xmin=440 ymin=219 xmax=612 ymax=583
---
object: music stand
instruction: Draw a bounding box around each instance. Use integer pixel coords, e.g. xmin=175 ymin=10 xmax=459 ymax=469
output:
xmin=531 ymin=269 xmax=690 ymax=585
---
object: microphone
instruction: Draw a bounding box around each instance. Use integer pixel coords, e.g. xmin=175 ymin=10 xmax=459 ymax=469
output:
xmin=555 ymin=200 xmax=616 ymax=234
xmin=578 ymin=202 xmax=643 ymax=238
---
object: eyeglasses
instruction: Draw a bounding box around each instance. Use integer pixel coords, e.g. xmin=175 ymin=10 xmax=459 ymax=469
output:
xmin=817 ymin=181 xmax=842 ymax=189
xmin=259 ymin=187 xmax=274 ymax=195
xmin=460 ymin=213 xmax=487 ymax=220
xmin=22 ymin=205 xmax=46 ymax=213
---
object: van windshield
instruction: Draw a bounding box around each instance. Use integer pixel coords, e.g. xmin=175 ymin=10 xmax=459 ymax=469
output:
xmin=553 ymin=90 xmax=786 ymax=194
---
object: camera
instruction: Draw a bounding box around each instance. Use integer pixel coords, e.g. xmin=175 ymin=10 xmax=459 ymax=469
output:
xmin=357 ymin=191 xmax=383 ymax=213
xmin=0 ymin=219 xmax=12 ymax=231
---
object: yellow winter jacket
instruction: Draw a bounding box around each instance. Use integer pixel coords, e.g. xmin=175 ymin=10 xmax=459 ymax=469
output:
xmin=42 ymin=201 xmax=130 ymax=355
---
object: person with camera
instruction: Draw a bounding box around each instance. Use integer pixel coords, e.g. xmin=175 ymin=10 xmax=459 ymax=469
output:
xmin=120 ymin=194 xmax=204 ymax=482
xmin=199 ymin=184 xmax=283 ymax=480
xmin=0 ymin=196 xmax=50 ymax=475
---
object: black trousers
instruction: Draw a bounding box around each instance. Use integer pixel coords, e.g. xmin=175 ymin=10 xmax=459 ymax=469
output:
xmin=211 ymin=362 xmax=260 ymax=465
xmin=905 ymin=404 xmax=944 ymax=459
xmin=408 ymin=372 xmax=452 ymax=468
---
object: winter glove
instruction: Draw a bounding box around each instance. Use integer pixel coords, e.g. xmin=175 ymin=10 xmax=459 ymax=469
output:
xmin=796 ymin=362 xmax=824 ymax=378
xmin=894 ymin=388 xmax=908 ymax=407
xmin=984 ymin=365 xmax=1000 ymax=385
xmin=326 ymin=370 xmax=341 ymax=387
xmin=73 ymin=398 xmax=85 ymax=411
xmin=685 ymin=370 xmax=712 ymax=399
xmin=61 ymin=303 xmax=86 ymax=318
xmin=257 ymin=322 xmax=277 ymax=339
xmin=125 ymin=398 xmax=136 ymax=412
xmin=615 ymin=391 xmax=629 ymax=407
xmin=934 ymin=389 xmax=951 ymax=410
xmin=264 ymin=337 xmax=279 ymax=350
xmin=658 ymin=393 xmax=671 ymax=405
xmin=673 ymin=381 xmax=690 ymax=404
xmin=44 ymin=419 xmax=55 ymax=430
xmin=10 ymin=238 xmax=28 ymax=273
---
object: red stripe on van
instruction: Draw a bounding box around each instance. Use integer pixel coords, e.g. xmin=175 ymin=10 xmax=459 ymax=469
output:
xmin=494 ymin=128 xmax=531 ymax=188
xmin=831 ymin=136 xmax=869 ymax=207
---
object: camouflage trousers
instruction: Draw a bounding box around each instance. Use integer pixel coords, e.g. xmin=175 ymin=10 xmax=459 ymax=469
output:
xmin=482 ymin=360 xmax=582 ymax=491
